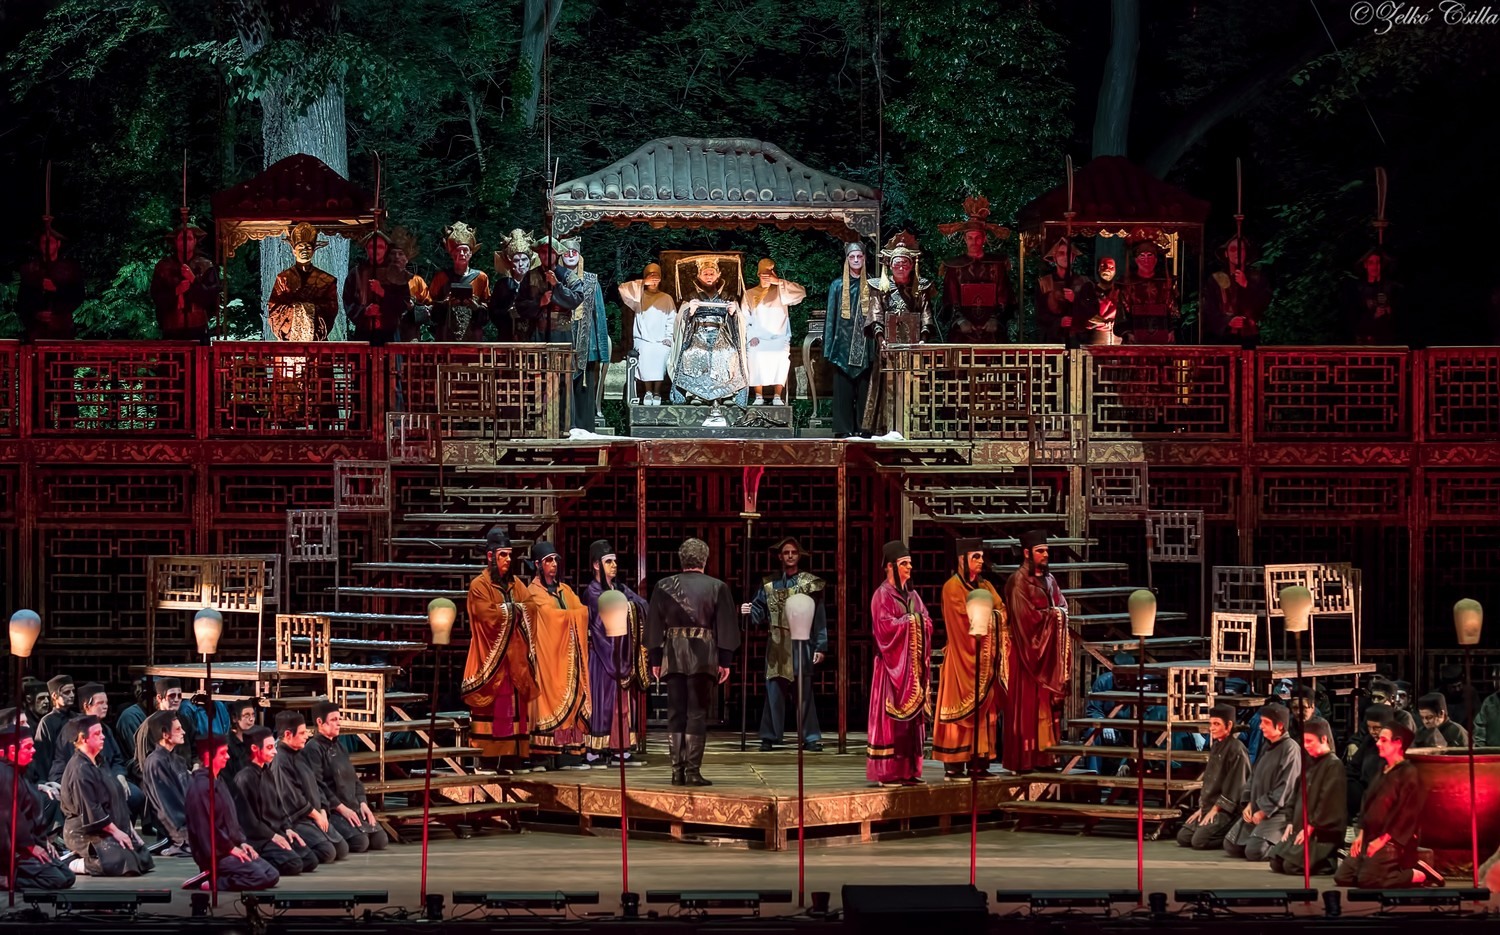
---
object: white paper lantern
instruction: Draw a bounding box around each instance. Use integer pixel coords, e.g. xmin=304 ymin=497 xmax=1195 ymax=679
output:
xmin=8 ymin=609 xmax=41 ymax=658
xmin=193 ymin=607 xmax=224 ymax=656
xmin=966 ymin=589 xmax=994 ymax=638
xmin=1280 ymin=586 xmax=1313 ymax=634
xmin=786 ymin=593 xmax=816 ymax=642
xmin=1128 ymin=590 xmax=1157 ymax=638
xmin=427 ymin=598 xmax=457 ymax=646
xmin=599 ymin=590 xmax=631 ymax=638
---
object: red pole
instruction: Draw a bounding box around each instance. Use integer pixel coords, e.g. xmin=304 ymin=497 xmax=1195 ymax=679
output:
xmin=1468 ymin=647 xmax=1480 ymax=887
xmin=796 ymin=647 xmax=805 ymax=907
xmin=205 ymin=654 xmax=217 ymax=906
xmin=1296 ymin=633 xmax=1309 ymax=893
xmin=419 ymin=647 xmax=439 ymax=903
xmin=1136 ymin=636 xmax=1145 ymax=896
xmin=619 ymin=682 xmax=630 ymax=895
xmin=969 ymin=617 xmax=981 ymax=886
xmin=8 ymin=657 xmax=21 ymax=908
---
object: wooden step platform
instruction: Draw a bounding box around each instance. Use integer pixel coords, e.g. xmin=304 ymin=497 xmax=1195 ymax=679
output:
xmin=1072 ymin=611 xmax=1188 ymax=627
xmin=289 ymin=636 xmax=427 ymax=653
xmin=401 ymin=512 xmax=560 ymax=524
xmin=377 ymin=801 xmax=536 ymax=821
xmin=350 ymin=745 xmax=480 ymax=767
xmin=271 ymin=691 xmax=428 ymax=708
xmin=367 ymin=774 xmax=504 ymax=795
xmin=1014 ymin=772 xmax=1201 ymax=792
xmin=993 ymin=561 xmax=1130 ymax=574
xmin=1086 ymin=636 xmax=1208 ymax=653
xmin=1066 ymin=586 xmax=1144 ymax=600
xmin=935 ymin=513 xmax=1068 ymax=524
xmin=320 ymin=612 xmax=430 ymax=627
xmin=1069 ymin=718 xmax=1207 ymax=731
xmin=345 ymin=717 xmax=461 ymax=733
xmin=387 ymin=537 xmax=515 ymax=548
xmin=1141 ymin=659 xmax=1377 ymax=678
xmin=987 ymin=537 xmax=1096 ymax=549
xmin=352 ymin=562 xmax=485 ymax=574
xmin=1046 ymin=744 xmax=1209 ymax=764
xmin=332 ymin=586 xmax=468 ymax=599
xmin=1001 ymin=800 xmax=1182 ymax=822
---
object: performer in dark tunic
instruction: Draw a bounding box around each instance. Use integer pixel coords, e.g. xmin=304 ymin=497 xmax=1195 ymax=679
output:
xmin=428 ymin=221 xmax=493 ymax=342
xmin=559 ymin=237 xmax=609 ymax=432
xmin=646 ymin=538 xmax=740 ymax=787
xmin=1346 ymin=702 xmax=1394 ymax=820
xmin=1269 ymin=717 xmax=1347 ymax=876
xmin=491 ymin=229 xmax=541 ymax=341
xmin=865 ymin=541 xmax=933 ymax=787
xmin=269 ymin=712 xmax=346 ymax=863
xmin=52 ymin=684 xmax=142 ymax=818
xmin=31 ymin=675 xmax=76 ymax=782
xmin=17 ymin=226 xmax=83 ymax=341
xmin=1202 ymin=235 xmax=1271 ymax=346
xmin=1343 ymin=247 xmax=1399 ymax=345
xmin=1002 ymin=530 xmax=1073 ymax=773
xmin=224 ymin=700 xmax=257 ymax=786
xmin=582 ymin=540 xmax=650 ymax=766
xmin=1118 ymin=241 xmax=1177 ymax=344
xmin=60 ymin=716 xmax=154 ymax=877
xmin=232 ymin=727 xmax=318 ymax=876
xmin=150 ymin=222 xmax=219 ymax=342
xmin=1034 ymin=238 xmax=1090 ymax=344
xmin=140 ymin=711 xmax=193 ymax=856
xmin=938 ymin=196 xmax=1014 ymax=343
xmin=1416 ymin=692 xmax=1469 ymax=749
xmin=342 ymin=229 xmax=412 ymax=345
xmin=1223 ymin=703 xmax=1302 ymax=860
xmin=0 ymin=724 xmax=75 ymax=890
xmin=1334 ymin=722 xmax=1437 ymax=887
xmin=1177 ymin=703 xmax=1250 ymax=850
xmin=861 ymin=232 xmax=936 ymax=433
xmin=824 ymin=242 xmax=881 ymax=438
xmin=744 ymin=536 xmax=828 ymax=753
xmin=186 ymin=736 xmax=279 ymax=891
xmin=307 ymin=701 xmax=389 ymax=852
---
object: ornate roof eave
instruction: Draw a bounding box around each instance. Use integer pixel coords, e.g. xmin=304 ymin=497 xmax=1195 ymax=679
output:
xmin=552 ymin=201 xmax=878 ymax=241
xmin=217 ymin=216 xmax=377 ymax=258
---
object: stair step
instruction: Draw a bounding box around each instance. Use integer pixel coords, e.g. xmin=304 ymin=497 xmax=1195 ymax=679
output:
xmin=331 ymin=587 xmax=468 ymax=599
xmin=401 ymin=513 xmax=560 ymax=524
xmin=352 ymin=562 xmax=485 ymax=574
xmin=936 ymin=513 xmax=1068 ymax=524
xmin=452 ymin=464 xmax=606 ymax=474
xmin=1046 ymin=744 xmax=1209 ymax=764
xmin=367 ymin=774 xmax=507 ymax=794
xmin=1015 ymin=772 xmax=1202 ymax=792
xmin=376 ymin=801 xmax=536 ymax=821
xmin=986 ymin=537 xmax=1096 ymax=549
xmin=993 ymin=561 xmax=1130 ymax=574
xmin=1085 ymin=637 xmax=1208 ymax=653
xmin=388 ymin=537 xmax=530 ymax=549
xmin=289 ymin=636 xmax=428 ymax=653
xmin=905 ymin=487 xmax=1049 ymax=499
xmin=1070 ymin=611 xmax=1188 ymax=627
xmin=1065 ymin=587 xmax=1142 ymax=600
xmin=272 ymin=691 xmax=428 ymax=708
xmin=1087 ymin=691 xmax=1208 ymax=703
xmin=1001 ymin=800 xmax=1182 ymax=821
xmin=350 ymin=745 xmax=480 ymax=766
xmin=344 ymin=718 xmax=461 ymax=733
xmin=320 ymin=612 xmax=431 ymax=626
xmin=1069 ymin=718 xmax=1207 ymax=731
xmin=420 ymin=488 xmax=586 ymax=498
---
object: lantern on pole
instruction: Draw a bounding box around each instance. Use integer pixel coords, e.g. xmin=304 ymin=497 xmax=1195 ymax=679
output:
xmin=1455 ymin=598 xmax=1484 ymax=886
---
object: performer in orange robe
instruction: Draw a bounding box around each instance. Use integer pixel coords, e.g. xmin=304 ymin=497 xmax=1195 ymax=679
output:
xmin=1002 ymin=529 xmax=1073 ymax=773
xmin=461 ymin=526 xmax=535 ymax=772
xmin=933 ymin=538 xmax=1008 ymax=780
xmin=524 ymin=541 xmax=592 ymax=769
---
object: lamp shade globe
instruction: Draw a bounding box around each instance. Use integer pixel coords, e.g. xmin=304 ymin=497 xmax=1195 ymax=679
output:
xmin=1280 ymin=586 xmax=1313 ymax=634
xmin=1128 ymin=590 xmax=1157 ymax=637
xmin=966 ymin=588 xmax=995 ymax=638
xmin=193 ymin=607 xmax=224 ymax=655
xmin=427 ymin=598 xmax=457 ymax=646
xmin=785 ymin=593 xmax=817 ymax=642
xmin=8 ymin=609 xmax=41 ymax=658
xmin=599 ymin=590 xmax=630 ymax=638
xmin=1454 ymin=598 xmax=1484 ymax=647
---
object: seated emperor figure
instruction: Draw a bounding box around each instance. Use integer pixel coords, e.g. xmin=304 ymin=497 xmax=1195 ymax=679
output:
xmin=668 ymin=256 xmax=750 ymax=408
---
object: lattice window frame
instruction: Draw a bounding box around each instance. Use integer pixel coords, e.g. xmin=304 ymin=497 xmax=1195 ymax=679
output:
xmin=1088 ymin=464 xmax=1149 ymax=513
xmin=1212 ymin=565 xmax=1266 ymax=616
xmin=386 ymin=412 xmax=437 ymax=464
xmin=286 ymin=509 xmax=339 ymax=564
xmin=1211 ymin=612 xmax=1258 ymax=669
xmin=1086 ymin=347 xmax=1240 ymax=439
xmin=1263 ymin=562 xmax=1361 ymax=666
xmin=1167 ymin=666 xmax=1214 ymax=725
xmin=1031 ymin=412 xmax=1087 ymax=465
xmin=1147 ymin=510 xmax=1205 ymax=563
xmin=333 ymin=460 xmax=391 ymax=513
xmin=274 ymin=613 xmax=332 ymax=674
xmin=209 ymin=558 xmax=268 ymax=614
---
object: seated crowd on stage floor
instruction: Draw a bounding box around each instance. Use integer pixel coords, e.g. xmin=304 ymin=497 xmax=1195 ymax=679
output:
xmin=15 ymin=191 xmax=1400 ymax=438
xmin=1 ymin=677 xmax=386 ymax=892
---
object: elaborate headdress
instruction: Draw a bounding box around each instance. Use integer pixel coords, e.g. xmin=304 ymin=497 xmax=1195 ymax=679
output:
xmin=558 ymin=235 xmax=584 ymax=276
xmin=695 ymin=256 xmax=721 ymax=275
xmin=390 ymin=226 xmax=420 ymax=260
xmin=443 ymin=221 xmax=480 ymax=252
xmin=360 ymin=228 xmax=394 ymax=248
xmin=878 ymin=231 xmax=922 ymax=265
xmin=286 ymin=222 xmax=328 ymax=251
xmin=937 ymin=195 xmax=1010 ymax=242
xmin=494 ymin=229 xmax=539 ymax=277
xmin=839 ymin=241 xmax=870 ymax=320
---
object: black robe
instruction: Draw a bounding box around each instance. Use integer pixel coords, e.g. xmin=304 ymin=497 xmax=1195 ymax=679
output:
xmin=233 ymin=762 xmax=294 ymax=847
xmin=308 ymin=734 xmax=367 ymax=812
xmin=31 ymin=708 xmax=72 ymax=781
xmin=17 ymin=258 xmax=84 ymax=341
xmin=60 ymin=750 xmax=125 ymax=837
xmin=1415 ymin=720 xmax=1468 ymax=749
xmin=1200 ymin=735 xmax=1251 ymax=815
xmin=50 ymin=719 xmax=128 ymax=784
xmin=142 ymin=745 xmax=191 ymax=846
xmin=185 ymin=771 xmax=245 ymax=863
xmin=270 ymin=742 xmax=323 ymax=822
xmin=1353 ymin=759 xmax=1425 ymax=865
xmin=0 ymin=760 xmax=47 ymax=870
xmin=646 ymin=571 xmax=741 ymax=677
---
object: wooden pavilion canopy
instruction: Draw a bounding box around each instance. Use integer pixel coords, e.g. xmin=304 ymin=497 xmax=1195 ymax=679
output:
xmin=550 ymin=137 xmax=880 ymax=241
xmin=1016 ymin=155 xmax=1211 ymax=247
xmin=211 ymin=154 xmax=377 ymax=259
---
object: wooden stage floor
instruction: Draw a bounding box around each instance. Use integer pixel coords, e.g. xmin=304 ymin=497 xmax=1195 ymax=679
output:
xmin=505 ymin=733 xmax=1025 ymax=849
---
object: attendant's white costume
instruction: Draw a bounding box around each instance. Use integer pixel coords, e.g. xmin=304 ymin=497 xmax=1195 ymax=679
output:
xmin=619 ymin=279 xmax=678 ymax=382
xmin=741 ymin=280 xmax=806 ymax=388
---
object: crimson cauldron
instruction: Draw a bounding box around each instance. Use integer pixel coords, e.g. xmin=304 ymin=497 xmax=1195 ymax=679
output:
xmin=1407 ymin=749 xmax=1500 ymax=870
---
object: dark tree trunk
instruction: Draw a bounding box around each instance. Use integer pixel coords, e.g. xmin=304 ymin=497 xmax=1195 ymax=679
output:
xmin=1092 ymin=0 xmax=1139 ymax=159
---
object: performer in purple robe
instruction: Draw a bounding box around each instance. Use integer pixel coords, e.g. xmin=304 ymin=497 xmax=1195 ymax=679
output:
xmin=865 ymin=540 xmax=933 ymax=787
xmin=582 ymin=539 xmax=650 ymax=767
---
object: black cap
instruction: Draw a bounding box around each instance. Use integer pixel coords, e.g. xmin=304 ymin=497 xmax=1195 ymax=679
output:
xmin=1417 ymin=692 xmax=1448 ymax=716
xmin=531 ymin=541 xmax=559 ymax=563
xmin=1259 ymin=703 xmax=1290 ymax=730
xmin=1019 ymin=529 xmax=1048 ymax=550
xmin=589 ymin=539 xmax=615 ymax=567
xmin=882 ymin=541 xmax=910 ymax=566
xmin=1209 ymin=703 xmax=1237 ymax=724
xmin=1304 ymin=717 xmax=1335 ymax=743
xmin=486 ymin=526 xmax=512 ymax=550
xmin=954 ymin=537 xmax=984 ymax=556
xmin=770 ymin=536 xmax=804 ymax=554
xmin=47 ymin=675 xmax=73 ymax=694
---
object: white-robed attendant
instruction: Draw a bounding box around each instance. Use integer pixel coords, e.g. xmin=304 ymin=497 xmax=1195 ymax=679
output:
xmin=618 ymin=262 xmax=677 ymax=405
xmin=741 ymin=258 xmax=806 ymax=405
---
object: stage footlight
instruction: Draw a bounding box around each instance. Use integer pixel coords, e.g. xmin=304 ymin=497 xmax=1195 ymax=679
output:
xmin=645 ymin=890 xmax=793 ymax=913
xmin=1322 ymin=890 xmax=1341 ymax=918
xmin=1175 ymin=889 xmax=1316 ymax=912
xmin=1148 ymin=892 xmax=1169 ymax=917
xmin=995 ymin=889 xmax=1140 ymax=911
xmin=269 ymin=890 xmax=388 ymax=911
xmin=190 ymin=891 xmax=211 ymax=917
xmin=1346 ymin=887 xmax=1489 ymax=908
xmin=810 ymin=890 xmax=832 ymax=917
xmin=451 ymin=891 xmax=601 ymax=911
xmin=424 ymin=893 xmax=444 ymax=921
xmin=25 ymin=889 xmax=173 ymax=915
xmin=621 ymin=891 xmax=640 ymax=919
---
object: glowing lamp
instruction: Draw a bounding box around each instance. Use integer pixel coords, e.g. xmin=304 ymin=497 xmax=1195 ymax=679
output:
xmin=1280 ymin=586 xmax=1313 ymax=634
xmin=599 ymin=590 xmax=630 ymax=638
xmin=193 ymin=608 xmax=223 ymax=656
xmin=785 ymin=593 xmax=816 ymax=642
xmin=427 ymin=598 xmax=457 ymax=646
xmin=8 ymin=609 xmax=41 ymax=658
xmin=1454 ymin=598 xmax=1484 ymax=647
xmin=966 ymin=589 xmax=995 ymax=638
xmin=1128 ymin=590 xmax=1157 ymax=638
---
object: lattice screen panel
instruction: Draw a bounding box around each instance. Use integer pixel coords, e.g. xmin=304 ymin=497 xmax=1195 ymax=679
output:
xmin=1167 ymin=666 xmax=1214 ymax=724
xmin=1426 ymin=349 xmax=1500 ymax=439
xmin=1426 ymin=471 xmax=1500 ymax=520
xmin=387 ymin=412 xmax=436 ymax=463
xmin=333 ymin=460 xmax=390 ymax=513
xmin=287 ymin=510 xmax=339 ymax=564
xmin=1088 ymin=465 xmax=1149 ymax=513
xmin=33 ymin=344 xmax=194 ymax=434
xmin=1255 ymin=350 xmax=1408 ymax=439
xmin=1256 ymin=524 xmax=1407 ymax=651
xmin=0 ymin=342 xmax=17 ymax=434
xmin=211 ymin=470 xmax=334 ymax=515
xmin=1147 ymin=510 xmax=1204 ymax=563
xmin=1258 ymin=471 xmax=1408 ymax=521
xmin=0 ymin=468 xmax=15 ymax=521
xmin=890 ymin=346 xmax=1067 ymax=440
xmin=275 ymin=613 xmax=332 ymax=674
xmin=1211 ymin=612 xmax=1258 ymax=668
xmin=43 ymin=526 xmax=193 ymax=644
xmin=210 ymin=343 xmax=369 ymax=436
xmin=37 ymin=468 xmax=192 ymax=519
xmin=1212 ymin=565 xmax=1266 ymax=616
xmin=1087 ymin=348 xmax=1240 ymax=438
xmin=1146 ymin=469 xmax=1239 ymax=521
xmin=1031 ymin=413 xmax=1087 ymax=464
xmin=328 ymin=670 xmax=384 ymax=731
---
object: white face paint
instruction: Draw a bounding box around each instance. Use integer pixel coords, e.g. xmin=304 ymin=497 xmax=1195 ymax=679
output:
xmin=562 ymin=249 xmax=581 ymax=268
xmin=511 ymin=252 xmax=531 ymax=276
xmin=847 ymin=250 xmax=865 ymax=273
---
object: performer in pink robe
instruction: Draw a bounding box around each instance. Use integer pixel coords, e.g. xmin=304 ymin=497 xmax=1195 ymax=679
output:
xmin=866 ymin=540 xmax=934 ymax=787
xmin=1002 ymin=529 xmax=1074 ymax=773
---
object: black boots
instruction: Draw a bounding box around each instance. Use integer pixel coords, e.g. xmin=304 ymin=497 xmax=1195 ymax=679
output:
xmin=669 ymin=733 xmax=686 ymax=786
xmin=682 ymin=734 xmax=712 ymax=786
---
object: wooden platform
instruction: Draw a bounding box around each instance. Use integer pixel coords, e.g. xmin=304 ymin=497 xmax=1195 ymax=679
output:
xmin=507 ymin=734 xmax=1024 ymax=850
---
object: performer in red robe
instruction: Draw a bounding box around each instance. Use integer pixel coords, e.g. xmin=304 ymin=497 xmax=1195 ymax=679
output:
xmin=865 ymin=541 xmax=933 ymax=787
xmin=1002 ymin=529 xmax=1073 ymax=773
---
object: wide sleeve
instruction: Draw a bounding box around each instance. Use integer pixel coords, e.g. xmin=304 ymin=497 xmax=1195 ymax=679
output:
xmin=781 ymin=280 xmax=808 ymax=311
xmin=1306 ymin=756 xmax=1348 ymax=832
xmin=715 ymin=581 xmax=741 ymax=666
xmin=550 ymin=267 xmax=584 ymax=310
xmin=1255 ymin=744 xmax=1301 ymax=816
xmin=146 ymin=754 xmax=190 ymax=840
xmin=234 ymin=771 xmax=275 ymax=841
xmin=812 ymin=588 xmax=829 ymax=655
xmin=1219 ymin=741 xmax=1251 ymax=812
xmin=748 ymin=583 xmax=769 ymax=628
xmin=645 ymin=586 xmax=669 ymax=667
xmin=619 ymin=279 xmax=645 ymax=313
